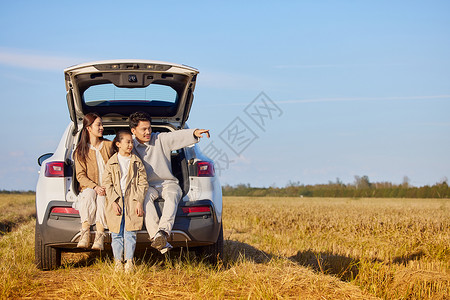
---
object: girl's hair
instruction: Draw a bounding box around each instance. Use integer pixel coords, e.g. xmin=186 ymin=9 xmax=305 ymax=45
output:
xmin=112 ymin=129 xmax=133 ymax=153
xmin=74 ymin=113 xmax=102 ymax=165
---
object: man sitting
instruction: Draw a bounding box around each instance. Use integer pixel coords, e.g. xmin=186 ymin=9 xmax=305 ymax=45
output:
xmin=129 ymin=111 xmax=210 ymax=253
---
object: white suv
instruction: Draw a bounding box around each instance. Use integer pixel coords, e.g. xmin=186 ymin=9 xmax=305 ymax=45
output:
xmin=35 ymin=60 xmax=223 ymax=270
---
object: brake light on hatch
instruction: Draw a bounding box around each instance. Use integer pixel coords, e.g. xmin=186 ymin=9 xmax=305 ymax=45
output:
xmin=197 ymin=161 xmax=215 ymax=177
xmin=45 ymin=162 xmax=65 ymax=177
xmin=182 ymin=206 xmax=211 ymax=214
xmin=51 ymin=207 xmax=79 ymax=214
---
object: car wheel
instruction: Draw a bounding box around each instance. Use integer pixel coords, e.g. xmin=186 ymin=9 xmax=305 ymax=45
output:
xmin=195 ymin=224 xmax=223 ymax=265
xmin=35 ymin=221 xmax=61 ymax=270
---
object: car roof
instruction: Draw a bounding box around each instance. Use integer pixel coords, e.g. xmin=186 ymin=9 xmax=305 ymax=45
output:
xmin=64 ymin=59 xmax=198 ymax=73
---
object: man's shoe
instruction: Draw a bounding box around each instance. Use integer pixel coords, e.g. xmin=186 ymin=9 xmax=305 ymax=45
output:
xmin=77 ymin=228 xmax=90 ymax=248
xmin=124 ymin=260 xmax=134 ymax=273
xmin=91 ymin=231 xmax=105 ymax=250
xmin=159 ymin=242 xmax=173 ymax=254
xmin=114 ymin=260 xmax=123 ymax=272
xmin=151 ymin=230 xmax=169 ymax=251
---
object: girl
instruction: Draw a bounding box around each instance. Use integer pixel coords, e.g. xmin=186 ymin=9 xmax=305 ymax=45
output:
xmin=74 ymin=113 xmax=114 ymax=250
xmin=103 ymin=130 xmax=148 ymax=272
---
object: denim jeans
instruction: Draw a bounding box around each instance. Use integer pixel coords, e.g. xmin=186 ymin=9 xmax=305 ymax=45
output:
xmin=111 ymin=198 xmax=137 ymax=261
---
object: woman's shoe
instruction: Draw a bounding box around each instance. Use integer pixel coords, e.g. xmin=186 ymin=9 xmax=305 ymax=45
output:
xmin=91 ymin=231 xmax=105 ymax=250
xmin=77 ymin=228 xmax=90 ymax=248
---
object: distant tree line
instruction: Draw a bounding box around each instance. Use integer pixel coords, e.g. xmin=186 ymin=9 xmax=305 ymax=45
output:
xmin=0 ymin=190 xmax=35 ymax=194
xmin=222 ymin=176 xmax=450 ymax=198
xmin=2 ymin=176 xmax=449 ymax=198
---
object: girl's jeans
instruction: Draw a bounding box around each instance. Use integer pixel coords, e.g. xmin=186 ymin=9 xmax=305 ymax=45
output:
xmin=111 ymin=198 xmax=137 ymax=261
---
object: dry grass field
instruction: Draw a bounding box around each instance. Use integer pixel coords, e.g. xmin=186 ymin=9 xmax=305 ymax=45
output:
xmin=0 ymin=193 xmax=35 ymax=234
xmin=0 ymin=194 xmax=449 ymax=299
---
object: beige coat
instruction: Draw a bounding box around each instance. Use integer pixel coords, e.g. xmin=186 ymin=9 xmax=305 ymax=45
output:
xmin=102 ymin=153 xmax=148 ymax=233
xmin=75 ymin=140 xmax=114 ymax=192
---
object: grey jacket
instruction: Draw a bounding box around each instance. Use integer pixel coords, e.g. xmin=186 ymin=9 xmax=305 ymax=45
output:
xmin=132 ymin=129 xmax=199 ymax=186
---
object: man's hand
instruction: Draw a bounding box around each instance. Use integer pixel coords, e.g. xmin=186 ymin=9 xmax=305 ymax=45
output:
xmin=94 ymin=185 xmax=106 ymax=196
xmin=194 ymin=129 xmax=210 ymax=139
xmin=136 ymin=202 xmax=144 ymax=217
xmin=113 ymin=202 xmax=122 ymax=216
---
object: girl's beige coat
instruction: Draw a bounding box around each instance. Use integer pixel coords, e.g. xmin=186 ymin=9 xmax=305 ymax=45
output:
xmin=103 ymin=153 xmax=148 ymax=233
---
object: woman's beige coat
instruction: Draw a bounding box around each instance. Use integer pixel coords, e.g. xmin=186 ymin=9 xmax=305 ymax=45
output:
xmin=102 ymin=153 xmax=148 ymax=233
xmin=75 ymin=140 xmax=114 ymax=192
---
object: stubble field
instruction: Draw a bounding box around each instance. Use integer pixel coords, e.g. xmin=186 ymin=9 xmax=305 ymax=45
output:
xmin=0 ymin=194 xmax=449 ymax=299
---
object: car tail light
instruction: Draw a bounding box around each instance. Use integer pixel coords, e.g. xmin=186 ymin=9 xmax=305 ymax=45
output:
xmin=45 ymin=162 xmax=65 ymax=177
xmin=182 ymin=206 xmax=211 ymax=214
xmin=197 ymin=161 xmax=215 ymax=177
xmin=51 ymin=207 xmax=79 ymax=214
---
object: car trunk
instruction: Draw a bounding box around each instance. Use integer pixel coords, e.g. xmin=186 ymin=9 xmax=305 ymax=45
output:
xmin=64 ymin=59 xmax=199 ymax=133
xmin=64 ymin=60 xmax=198 ymax=198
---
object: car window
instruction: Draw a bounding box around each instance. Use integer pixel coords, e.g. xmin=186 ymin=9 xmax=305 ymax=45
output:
xmin=83 ymin=83 xmax=177 ymax=106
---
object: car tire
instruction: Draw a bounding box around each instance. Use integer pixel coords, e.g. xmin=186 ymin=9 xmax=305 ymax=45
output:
xmin=195 ymin=224 xmax=223 ymax=265
xmin=35 ymin=221 xmax=61 ymax=270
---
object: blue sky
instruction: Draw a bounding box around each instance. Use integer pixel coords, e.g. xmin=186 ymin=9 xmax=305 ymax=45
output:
xmin=0 ymin=1 xmax=449 ymax=190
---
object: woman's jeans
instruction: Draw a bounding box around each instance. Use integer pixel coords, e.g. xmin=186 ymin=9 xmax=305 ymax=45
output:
xmin=111 ymin=198 xmax=137 ymax=261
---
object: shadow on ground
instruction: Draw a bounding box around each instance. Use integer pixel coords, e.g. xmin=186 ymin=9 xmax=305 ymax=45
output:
xmin=224 ymin=240 xmax=427 ymax=282
xmin=290 ymin=250 xmax=360 ymax=281
xmin=59 ymin=240 xmax=270 ymax=270
xmin=391 ymin=249 xmax=425 ymax=265
xmin=58 ymin=238 xmax=428 ymax=284
xmin=0 ymin=213 xmax=36 ymax=236
xmin=224 ymin=240 xmax=272 ymax=264
xmin=223 ymin=240 xmax=359 ymax=281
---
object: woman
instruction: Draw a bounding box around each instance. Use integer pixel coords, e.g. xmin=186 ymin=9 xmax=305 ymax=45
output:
xmin=73 ymin=113 xmax=114 ymax=250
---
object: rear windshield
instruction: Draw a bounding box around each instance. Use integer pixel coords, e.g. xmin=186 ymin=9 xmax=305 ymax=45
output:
xmin=83 ymin=83 xmax=178 ymax=107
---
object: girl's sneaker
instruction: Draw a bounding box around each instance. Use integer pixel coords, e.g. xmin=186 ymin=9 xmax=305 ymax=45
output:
xmin=124 ymin=260 xmax=134 ymax=273
xmin=114 ymin=260 xmax=123 ymax=272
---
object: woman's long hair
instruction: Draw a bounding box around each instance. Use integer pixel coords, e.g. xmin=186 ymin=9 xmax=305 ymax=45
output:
xmin=74 ymin=113 xmax=102 ymax=165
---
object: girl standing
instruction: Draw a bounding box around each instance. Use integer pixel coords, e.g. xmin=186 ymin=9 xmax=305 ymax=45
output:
xmin=103 ymin=130 xmax=148 ymax=272
xmin=74 ymin=113 xmax=114 ymax=250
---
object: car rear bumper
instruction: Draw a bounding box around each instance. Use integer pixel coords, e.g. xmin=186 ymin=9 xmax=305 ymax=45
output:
xmin=37 ymin=199 xmax=221 ymax=250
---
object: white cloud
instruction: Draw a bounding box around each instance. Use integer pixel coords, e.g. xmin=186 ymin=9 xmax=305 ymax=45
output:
xmin=203 ymin=94 xmax=450 ymax=107
xmin=0 ymin=47 xmax=84 ymax=71
xmin=9 ymin=151 xmax=24 ymax=157
xmin=232 ymin=154 xmax=251 ymax=165
xmin=274 ymin=63 xmax=405 ymax=69
xmin=275 ymin=64 xmax=350 ymax=69
xmin=418 ymin=122 xmax=450 ymax=127
xmin=276 ymin=95 xmax=450 ymax=104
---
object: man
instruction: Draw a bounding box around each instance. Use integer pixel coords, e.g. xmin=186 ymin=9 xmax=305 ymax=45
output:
xmin=129 ymin=111 xmax=210 ymax=253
